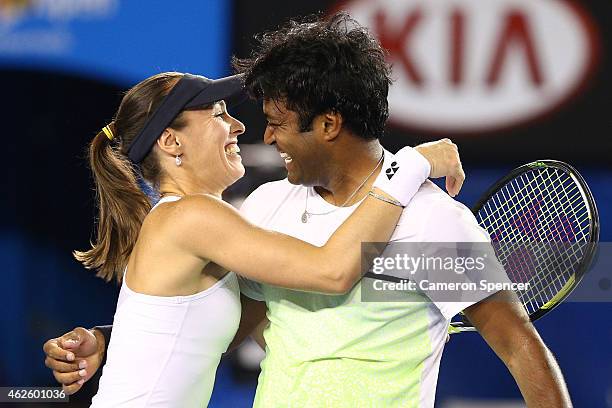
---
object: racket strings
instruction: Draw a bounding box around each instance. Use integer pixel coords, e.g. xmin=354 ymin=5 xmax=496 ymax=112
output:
xmin=492 ymin=175 xmax=583 ymax=312
xmin=523 ymin=169 xmax=590 ymax=307
xmin=476 ymin=167 xmax=592 ymax=314
xmin=523 ymin=171 xmax=583 ymax=307
xmin=502 ymin=182 xmax=588 ymax=309
xmin=482 ymin=170 xmax=579 ymax=270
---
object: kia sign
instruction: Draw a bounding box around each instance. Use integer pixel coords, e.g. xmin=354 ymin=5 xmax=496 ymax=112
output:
xmin=337 ymin=0 xmax=600 ymax=134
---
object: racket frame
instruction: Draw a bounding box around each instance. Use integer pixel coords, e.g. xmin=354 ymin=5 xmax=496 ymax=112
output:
xmin=450 ymin=160 xmax=599 ymax=332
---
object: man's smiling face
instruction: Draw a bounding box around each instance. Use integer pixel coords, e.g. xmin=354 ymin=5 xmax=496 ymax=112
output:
xmin=262 ymin=99 xmax=328 ymax=187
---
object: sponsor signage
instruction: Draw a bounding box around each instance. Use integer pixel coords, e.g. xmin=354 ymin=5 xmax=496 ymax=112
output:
xmin=338 ymin=0 xmax=600 ymax=134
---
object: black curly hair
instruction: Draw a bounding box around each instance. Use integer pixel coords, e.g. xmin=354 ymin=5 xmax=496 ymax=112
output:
xmin=233 ymin=12 xmax=392 ymax=140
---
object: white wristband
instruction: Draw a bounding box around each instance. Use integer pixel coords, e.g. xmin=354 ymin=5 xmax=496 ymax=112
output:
xmin=372 ymin=147 xmax=431 ymax=207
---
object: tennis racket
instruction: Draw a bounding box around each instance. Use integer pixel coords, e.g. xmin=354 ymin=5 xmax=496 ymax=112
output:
xmin=449 ymin=160 xmax=599 ymax=333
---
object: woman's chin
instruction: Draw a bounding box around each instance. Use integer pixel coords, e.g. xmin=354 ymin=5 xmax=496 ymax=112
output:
xmin=226 ymin=163 xmax=246 ymax=186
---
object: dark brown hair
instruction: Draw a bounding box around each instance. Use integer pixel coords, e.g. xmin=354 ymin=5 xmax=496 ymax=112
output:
xmin=233 ymin=12 xmax=391 ymax=139
xmin=74 ymin=72 xmax=189 ymax=283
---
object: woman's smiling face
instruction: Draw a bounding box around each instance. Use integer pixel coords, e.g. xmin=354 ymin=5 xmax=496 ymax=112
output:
xmin=173 ymin=101 xmax=246 ymax=191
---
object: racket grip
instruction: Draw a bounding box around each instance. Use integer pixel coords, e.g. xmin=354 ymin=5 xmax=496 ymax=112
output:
xmin=448 ymin=322 xmax=477 ymax=334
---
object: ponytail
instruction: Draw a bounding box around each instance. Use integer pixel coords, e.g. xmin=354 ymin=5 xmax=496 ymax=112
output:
xmin=73 ymin=122 xmax=152 ymax=284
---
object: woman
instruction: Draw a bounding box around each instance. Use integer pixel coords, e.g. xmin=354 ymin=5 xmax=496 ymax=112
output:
xmin=76 ymin=72 xmax=455 ymax=407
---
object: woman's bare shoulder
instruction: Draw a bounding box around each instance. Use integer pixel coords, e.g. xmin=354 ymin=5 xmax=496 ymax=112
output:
xmin=144 ymin=195 xmax=241 ymax=237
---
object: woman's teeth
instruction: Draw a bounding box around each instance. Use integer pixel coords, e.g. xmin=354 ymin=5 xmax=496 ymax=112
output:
xmin=225 ymin=144 xmax=240 ymax=155
xmin=280 ymin=152 xmax=292 ymax=163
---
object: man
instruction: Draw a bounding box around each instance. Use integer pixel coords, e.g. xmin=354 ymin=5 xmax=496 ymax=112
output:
xmin=44 ymin=12 xmax=572 ymax=407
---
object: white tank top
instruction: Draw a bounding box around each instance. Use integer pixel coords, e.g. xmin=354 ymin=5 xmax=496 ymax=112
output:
xmin=90 ymin=196 xmax=241 ymax=407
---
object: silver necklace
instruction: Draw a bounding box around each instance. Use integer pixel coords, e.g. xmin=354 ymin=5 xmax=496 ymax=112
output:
xmin=301 ymin=151 xmax=384 ymax=223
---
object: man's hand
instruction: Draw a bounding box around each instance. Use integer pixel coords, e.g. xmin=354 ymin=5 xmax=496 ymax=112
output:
xmin=43 ymin=327 xmax=105 ymax=395
xmin=415 ymin=139 xmax=465 ymax=197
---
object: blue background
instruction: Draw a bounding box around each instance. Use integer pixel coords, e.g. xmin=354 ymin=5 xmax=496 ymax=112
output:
xmin=0 ymin=0 xmax=231 ymax=84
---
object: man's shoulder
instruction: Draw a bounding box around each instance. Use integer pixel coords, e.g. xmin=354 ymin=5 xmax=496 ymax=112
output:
xmin=239 ymin=178 xmax=303 ymax=219
xmin=246 ymin=178 xmax=297 ymax=199
xmin=399 ymin=180 xmax=462 ymax=218
xmin=395 ymin=180 xmax=489 ymax=242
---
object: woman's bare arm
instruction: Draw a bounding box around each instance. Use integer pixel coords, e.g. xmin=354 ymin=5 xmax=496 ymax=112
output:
xmin=173 ymin=143 xmax=463 ymax=293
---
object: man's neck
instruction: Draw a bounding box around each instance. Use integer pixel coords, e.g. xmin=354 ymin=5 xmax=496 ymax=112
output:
xmin=315 ymin=140 xmax=384 ymax=206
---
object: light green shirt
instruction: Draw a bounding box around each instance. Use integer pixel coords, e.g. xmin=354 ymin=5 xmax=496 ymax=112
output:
xmin=239 ymin=176 xmax=491 ymax=407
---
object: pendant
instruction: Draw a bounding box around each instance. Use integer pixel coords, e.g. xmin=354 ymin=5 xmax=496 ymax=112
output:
xmin=301 ymin=211 xmax=309 ymax=223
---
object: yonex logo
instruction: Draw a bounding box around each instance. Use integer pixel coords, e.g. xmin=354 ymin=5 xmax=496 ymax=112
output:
xmin=386 ymin=161 xmax=399 ymax=180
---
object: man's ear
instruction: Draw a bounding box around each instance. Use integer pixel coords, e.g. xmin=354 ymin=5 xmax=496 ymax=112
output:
xmin=156 ymin=128 xmax=181 ymax=156
xmin=317 ymin=111 xmax=343 ymax=142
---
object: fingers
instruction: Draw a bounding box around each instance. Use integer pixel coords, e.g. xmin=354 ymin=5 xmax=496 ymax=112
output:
xmin=45 ymin=357 xmax=79 ymax=373
xmin=59 ymin=327 xmax=88 ymax=349
xmin=53 ymin=367 xmax=88 ymax=386
xmin=415 ymin=138 xmax=462 ymax=180
xmin=43 ymin=339 xmax=76 ymax=362
xmin=43 ymin=329 xmax=95 ymax=397
xmin=444 ymin=139 xmax=463 ymax=197
xmin=446 ymin=165 xmax=466 ymax=197
xmin=446 ymin=177 xmax=456 ymax=197
xmin=45 ymin=356 xmax=88 ymax=373
xmin=63 ymin=327 xmax=99 ymax=356
xmin=453 ymin=167 xmax=466 ymax=195
xmin=62 ymin=380 xmax=85 ymax=395
xmin=60 ymin=338 xmax=81 ymax=350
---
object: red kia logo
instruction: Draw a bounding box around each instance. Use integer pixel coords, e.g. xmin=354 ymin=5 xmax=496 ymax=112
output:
xmin=334 ymin=0 xmax=600 ymax=134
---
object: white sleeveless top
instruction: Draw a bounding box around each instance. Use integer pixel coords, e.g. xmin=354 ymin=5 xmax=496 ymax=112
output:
xmin=90 ymin=196 xmax=241 ymax=407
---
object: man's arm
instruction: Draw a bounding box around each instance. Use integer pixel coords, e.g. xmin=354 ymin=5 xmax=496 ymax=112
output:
xmin=250 ymin=317 xmax=268 ymax=350
xmin=464 ymin=290 xmax=572 ymax=407
xmin=226 ymin=295 xmax=268 ymax=352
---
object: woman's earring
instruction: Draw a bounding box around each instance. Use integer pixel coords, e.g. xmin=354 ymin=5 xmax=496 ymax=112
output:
xmin=175 ymin=155 xmax=182 ymax=167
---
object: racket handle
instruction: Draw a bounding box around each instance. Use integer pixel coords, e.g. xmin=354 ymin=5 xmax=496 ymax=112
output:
xmin=448 ymin=322 xmax=477 ymax=334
